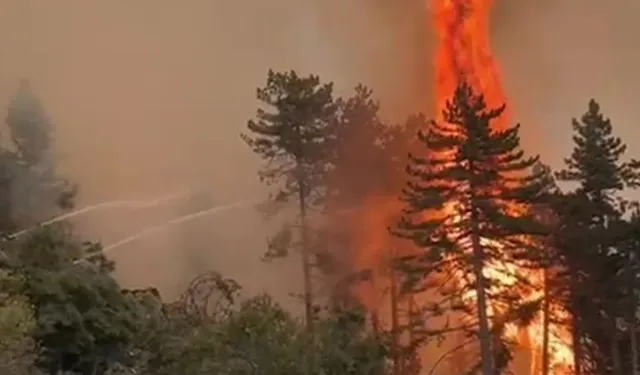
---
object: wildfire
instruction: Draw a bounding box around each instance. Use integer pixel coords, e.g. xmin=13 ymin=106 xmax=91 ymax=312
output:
xmin=430 ymin=0 xmax=573 ymax=373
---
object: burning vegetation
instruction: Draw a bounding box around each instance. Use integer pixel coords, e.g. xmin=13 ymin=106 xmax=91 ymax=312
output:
xmin=1 ymin=1 xmax=640 ymax=375
xmin=241 ymin=1 xmax=640 ymax=375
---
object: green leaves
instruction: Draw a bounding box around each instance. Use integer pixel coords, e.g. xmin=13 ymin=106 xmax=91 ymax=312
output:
xmin=0 ymin=294 xmax=37 ymax=374
xmin=137 ymin=290 xmax=387 ymax=375
xmin=0 ymin=227 xmax=143 ymax=374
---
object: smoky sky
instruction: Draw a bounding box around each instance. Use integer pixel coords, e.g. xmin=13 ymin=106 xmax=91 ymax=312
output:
xmin=0 ymin=0 xmax=638 ymax=301
xmin=0 ymin=0 xmax=427 ymax=303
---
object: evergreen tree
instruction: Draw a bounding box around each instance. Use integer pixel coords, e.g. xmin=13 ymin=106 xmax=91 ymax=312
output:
xmin=523 ymin=162 xmax=560 ymax=375
xmin=394 ymin=83 xmax=550 ymax=375
xmin=305 ymin=84 xmax=385 ymax=300
xmin=5 ymin=80 xmax=76 ymax=228
xmin=554 ymin=99 xmax=640 ymax=375
xmin=311 ymin=85 xmax=427 ymax=374
xmin=320 ymin=86 xmax=403 ymax=297
xmin=556 ymin=99 xmax=640 ymax=207
xmin=242 ymin=70 xmax=337 ymax=330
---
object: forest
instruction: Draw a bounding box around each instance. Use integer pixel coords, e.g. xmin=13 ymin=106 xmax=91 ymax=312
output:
xmin=0 ymin=69 xmax=639 ymax=375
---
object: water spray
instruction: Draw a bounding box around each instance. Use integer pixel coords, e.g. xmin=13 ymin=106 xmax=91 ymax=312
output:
xmin=10 ymin=188 xmax=195 ymax=238
xmin=104 ymin=202 xmax=365 ymax=255
xmin=72 ymin=200 xmax=256 ymax=264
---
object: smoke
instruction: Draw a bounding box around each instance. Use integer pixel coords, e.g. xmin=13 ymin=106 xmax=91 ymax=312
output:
xmin=101 ymin=200 xmax=252 ymax=255
xmin=5 ymin=0 xmax=634 ymax=311
xmin=492 ymin=0 xmax=640 ymax=175
xmin=0 ymin=0 xmax=427 ymax=302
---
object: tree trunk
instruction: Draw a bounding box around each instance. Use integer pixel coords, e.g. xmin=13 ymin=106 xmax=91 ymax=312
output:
xmin=298 ymin=180 xmax=313 ymax=333
xmin=570 ymin=271 xmax=583 ymax=375
xmin=408 ymin=295 xmax=417 ymax=349
xmin=390 ymin=259 xmax=401 ymax=375
xmin=371 ymin=311 xmax=380 ymax=334
xmin=611 ymin=322 xmax=622 ymax=375
xmin=628 ymin=253 xmax=639 ymax=375
xmin=631 ymin=317 xmax=639 ymax=375
xmin=470 ymin=210 xmax=495 ymax=375
xmin=541 ymin=265 xmax=550 ymax=375
xmin=408 ymin=297 xmax=418 ymax=375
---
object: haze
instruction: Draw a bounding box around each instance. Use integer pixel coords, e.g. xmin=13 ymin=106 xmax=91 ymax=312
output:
xmin=0 ymin=0 xmax=637 ymax=304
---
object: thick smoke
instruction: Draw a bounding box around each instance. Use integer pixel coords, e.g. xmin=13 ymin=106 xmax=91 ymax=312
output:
xmin=2 ymin=0 xmax=637 ymax=307
xmin=493 ymin=0 xmax=640 ymax=172
xmin=0 ymin=0 xmax=427 ymax=302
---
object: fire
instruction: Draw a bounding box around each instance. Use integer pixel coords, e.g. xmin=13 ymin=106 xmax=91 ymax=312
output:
xmin=432 ymin=0 xmax=508 ymax=129
xmin=430 ymin=0 xmax=574 ymax=373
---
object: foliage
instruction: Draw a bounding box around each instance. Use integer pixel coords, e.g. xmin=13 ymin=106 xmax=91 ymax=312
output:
xmin=5 ymin=80 xmax=76 ymax=227
xmin=241 ymin=69 xmax=336 ymax=207
xmin=3 ymin=227 xmax=141 ymax=375
xmin=131 ymin=276 xmax=388 ymax=375
xmin=242 ymin=70 xmax=340 ymax=326
xmin=394 ymin=82 xmax=551 ymax=374
xmin=553 ymin=99 xmax=640 ymax=374
xmin=0 ymin=293 xmax=37 ymax=374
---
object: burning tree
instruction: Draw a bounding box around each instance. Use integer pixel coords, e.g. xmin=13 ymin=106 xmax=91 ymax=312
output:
xmin=393 ymin=83 xmax=551 ymax=375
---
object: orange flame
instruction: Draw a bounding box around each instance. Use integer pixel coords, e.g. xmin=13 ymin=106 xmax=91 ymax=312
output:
xmin=430 ymin=0 xmax=573 ymax=373
xmin=432 ymin=0 xmax=508 ymax=127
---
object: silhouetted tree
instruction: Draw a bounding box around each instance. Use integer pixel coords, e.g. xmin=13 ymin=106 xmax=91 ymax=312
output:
xmin=242 ymin=70 xmax=337 ymax=330
xmin=394 ymin=83 xmax=550 ymax=375
xmin=5 ymin=80 xmax=76 ymax=228
xmin=554 ymin=99 xmax=640 ymax=375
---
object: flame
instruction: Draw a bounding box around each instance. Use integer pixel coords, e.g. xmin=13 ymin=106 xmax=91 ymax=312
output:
xmin=430 ymin=0 xmax=573 ymax=373
xmin=432 ymin=0 xmax=508 ymax=128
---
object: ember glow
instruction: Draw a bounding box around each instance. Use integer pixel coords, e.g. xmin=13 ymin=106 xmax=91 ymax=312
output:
xmin=430 ymin=0 xmax=573 ymax=373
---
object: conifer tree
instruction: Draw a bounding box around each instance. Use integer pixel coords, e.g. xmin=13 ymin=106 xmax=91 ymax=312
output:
xmin=555 ymin=99 xmax=640 ymax=375
xmin=320 ymin=85 xmax=417 ymax=300
xmin=394 ymin=83 xmax=550 ymax=375
xmin=242 ymin=70 xmax=336 ymax=330
xmin=5 ymin=80 xmax=76 ymax=228
xmin=325 ymin=84 xmax=387 ymax=210
xmin=526 ymin=162 xmax=560 ymax=375
xmin=316 ymin=84 xmax=386 ymax=285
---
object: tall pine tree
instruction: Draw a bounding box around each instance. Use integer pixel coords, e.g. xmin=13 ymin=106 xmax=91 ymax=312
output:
xmin=394 ymin=83 xmax=550 ymax=375
xmin=242 ymin=70 xmax=336 ymax=330
xmin=555 ymin=99 xmax=640 ymax=375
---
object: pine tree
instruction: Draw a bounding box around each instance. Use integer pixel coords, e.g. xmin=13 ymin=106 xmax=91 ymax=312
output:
xmin=555 ymin=99 xmax=640 ymax=375
xmin=5 ymin=80 xmax=76 ymax=228
xmin=527 ymin=162 xmax=560 ymax=375
xmin=320 ymin=85 xmax=419 ymax=301
xmin=315 ymin=84 xmax=387 ymax=295
xmin=556 ymin=99 xmax=640 ymax=208
xmin=242 ymin=70 xmax=337 ymax=330
xmin=325 ymin=84 xmax=388 ymax=210
xmin=394 ymin=83 xmax=550 ymax=375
